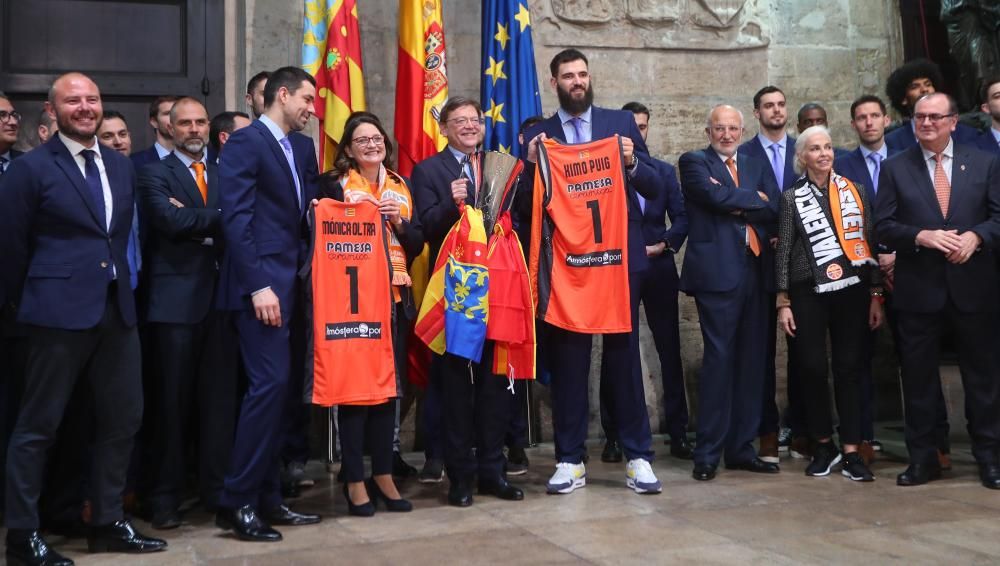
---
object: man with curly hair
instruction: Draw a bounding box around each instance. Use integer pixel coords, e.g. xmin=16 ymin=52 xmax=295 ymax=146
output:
xmin=884 ymin=59 xmax=980 ymax=151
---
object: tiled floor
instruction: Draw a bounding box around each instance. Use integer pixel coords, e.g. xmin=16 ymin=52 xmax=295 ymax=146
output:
xmin=7 ymin=431 xmax=1000 ymax=565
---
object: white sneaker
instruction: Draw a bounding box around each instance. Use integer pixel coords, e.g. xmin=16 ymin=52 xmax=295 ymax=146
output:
xmin=546 ymin=462 xmax=586 ymax=494
xmin=626 ymin=459 xmax=662 ymax=494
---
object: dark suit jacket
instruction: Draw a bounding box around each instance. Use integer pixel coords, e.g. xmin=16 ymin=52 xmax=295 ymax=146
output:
xmin=739 ymin=134 xmax=797 ymax=192
xmin=643 ymin=159 xmax=688 ymax=254
xmin=138 ymin=153 xmax=223 ymax=324
xmin=834 ymin=146 xmax=902 ymax=204
xmin=975 ymin=130 xmax=1000 ymax=154
xmin=885 ymin=121 xmax=980 ymax=152
xmin=410 ymin=148 xmax=477 ymax=268
xmin=678 ymin=146 xmax=780 ymax=294
xmin=216 ymin=120 xmax=318 ymax=311
xmin=518 ymin=106 xmax=661 ymax=273
xmin=874 ymin=142 xmax=1000 ymax=313
xmin=130 ymin=145 xmax=161 ymax=171
xmin=0 ymin=136 xmax=137 ymax=329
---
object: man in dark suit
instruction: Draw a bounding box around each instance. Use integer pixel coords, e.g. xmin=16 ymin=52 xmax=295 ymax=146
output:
xmin=977 ymin=76 xmax=1000 ymax=154
xmin=1 ymin=72 xmax=166 ymax=565
xmin=796 ymin=102 xmax=848 ymax=158
xmin=137 ymin=97 xmax=237 ymax=529
xmin=520 ymin=49 xmax=662 ymax=495
xmin=598 ymin=102 xmax=691 ymax=462
xmin=214 ymin=66 xmax=321 ymax=541
xmin=875 ymin=92 xmax=1000 ymax=489
xmin=679 ymin=104 xmax=780 ymax=482
xmin=0 ymin=95 xmax=22 ymax=172
xmin=884 ymin=59 xmax=980 ymax=152
xmin=739 ymin=85 xmax=795 ymax=464
xmin=130 ymin=96 xmax=179 ymax=170
xmin=411 ymin=97 xmax=524 ymax=507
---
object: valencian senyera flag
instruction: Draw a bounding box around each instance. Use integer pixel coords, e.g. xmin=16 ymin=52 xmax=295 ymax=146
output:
xmin=481 ymin=0 xmax=542 ymax=157
xmin=303 ymin=0 xmax=366 ymax=172
xmin=395 ymin=0 xmax=449 ymax=177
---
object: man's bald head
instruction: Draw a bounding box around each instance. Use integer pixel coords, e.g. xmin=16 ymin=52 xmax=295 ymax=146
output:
xmin=706 ymin=104 xmax=745 ymax=157
xmin=45 ymin=72 xmax=103 ymax=145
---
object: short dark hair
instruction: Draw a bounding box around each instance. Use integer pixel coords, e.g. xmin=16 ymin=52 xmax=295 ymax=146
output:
xmin=915 ymin=92 xmax=959 ymax=116
xmin=622 ymin=101 xmax=650 ymax=116
xmin=209 ymin=111 xmax=250 ymax=153
xmin=247 ymin=71 xmax=270 ymax=95
xmin=518 ymin=115 xmax=544 ymax=136
xmin=849 ymin=95 xmax=887 ymax=119
xmin=885 ymin=58 xmax=944 ymax=116
xmin=753 ymin=86 xmax=784 ymax=110
xmin=38 ymin=108 xmax=55 ymax=128
xmin=981 ymin=75 xmax=1000 ymax=104
xmin=262 ymin=67 xmax=316 ymax=109
xmin=549 ymin=49 xmax=588 ymax=78
xmin=102 ymin=109 xmax=128 ymax=125
xmin=148 ymin=95 xmax=180 ymax=119
xmin=796 ymin=102 xmax=826 ymax=123
xmin=328 ymin=111 xmax=394 ymax=178
xmin=438 ymin=97 xmax=482 ymax=124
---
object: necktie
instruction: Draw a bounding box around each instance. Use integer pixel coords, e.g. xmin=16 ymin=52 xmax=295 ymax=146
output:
xmin=278 ymin=137 xmax=303 ymax=210
xmin=191 ymin=161 xmax=208 ymax=204
xmin=637 ymin=193 xmax=646 ymax=213
xmin=933 ymin=153 xmax=950 ymax=217
xmin=867 ymin=152 xmax=881 ymax=193
xmin=0 ymin=155 xmax=7 ymax=175
xmin=81 ymin=149 xmax=108 ymax=230
xmin=769 ymin=143 xmax=784 ymax=190
xmin=726 ymin=157 xmax=760 ymax=256
xmin=571 ymin=116 xmax=586 ymax=144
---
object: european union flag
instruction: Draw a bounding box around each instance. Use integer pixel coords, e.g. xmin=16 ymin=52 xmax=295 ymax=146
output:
xmin=481 ymin=1 xmax=542 ymax=158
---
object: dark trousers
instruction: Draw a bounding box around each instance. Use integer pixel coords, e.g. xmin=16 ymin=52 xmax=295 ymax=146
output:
xmin=145 ymin=313 xmax=238 ymax=513
xmin=896 ymin=303 xmax=1000 ymax=466
xmin=601 ymin=256 xmax=688 ymax=441
xmin=783 ymin=334 xmax=806 ymax=436
xmin=788 ymin=283 xmax=868 ymax=446
xmin=5 ymin=291 xmax=142 ymax=529
xmin=692 ymin=257 xmax=767 ymax=467
xmin=550 ymin=275 xmax=653 ymax=464
xmin=505 ymin=379 xmax=529 ymax=450
xmin=220 ymin=309 xmax=293 ymax=511
xmin=760 ymin=294 xmax=780 ymax=436
xmin=338 ymin=401 xmax=395 ymax=483
xmin=0 ymin=328 xmax=27 ymax=512
xmin=422 ymin=371 xmax=444 ymax=461
xmin=280 ymin=300 xmax=310 ymax=467
xmin=440 ymin=348 xmax=511 ymax=482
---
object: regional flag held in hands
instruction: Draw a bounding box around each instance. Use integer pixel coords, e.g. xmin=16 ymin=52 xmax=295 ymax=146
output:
xmin=303 ymin=0 xmax=367 ymax=172
xmin=481 ymin=0 xmax=542 ymax=157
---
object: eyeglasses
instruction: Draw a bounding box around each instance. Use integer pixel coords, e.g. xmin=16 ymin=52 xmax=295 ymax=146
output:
xmin=913 ymin=113 xmax=956 ymax=124
xmin=351 ymin=134 xmax=385 ymax=147
xmin=0 ymin=110 xmax=21 ymax=123
xmin=447 ymin=117 xmax=485 ymax=127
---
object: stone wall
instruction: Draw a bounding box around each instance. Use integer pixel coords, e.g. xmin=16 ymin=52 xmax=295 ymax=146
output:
xmin=231 ymin=0 xmax=905 ymax=450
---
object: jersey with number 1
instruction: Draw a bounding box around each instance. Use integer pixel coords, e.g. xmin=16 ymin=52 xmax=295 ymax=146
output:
xmin=529 ymin=136 xmax=631 ymax=334
xmin=310 ymin=199 xmax=396 ymax=406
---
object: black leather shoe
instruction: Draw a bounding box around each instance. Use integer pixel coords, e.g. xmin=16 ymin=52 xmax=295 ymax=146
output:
xmin=87 ymin=520 xmax=167 ymax=553
xmin=601 ymin=439 xmax=623 ymax=463
xmin=692 ymin=464 xmax=717 ymax=481
xmin=979 ymin=463 xmax=1000 ymax=490
xmin=5 ymin=530 xmax=74 ymax=566
xmin=896 ymin=463 xmax=942 ymax=487
xmin=478 ymin=477 xmax=524 ymax=501
xmin=262 ymin=504 xmax=322 ymax=525
xmin=367 ymin=478 xmax=413 ymax=512
xmin=150 ymin=509 xmax=182 ymax=530
xmin=215 ymin=505 xmax=282 ymax=542
xmin=670 ymin=438 xmax=695 ymax=460
xmin=448 ymin=478 xmax=474 ymax=507
xmin=343 ymin=483 xmax=375 ymax=517
xmin=725 ymin=457 xmax=780 ymax=474
xmin=392 ymin=452 xmax=418 ymax=478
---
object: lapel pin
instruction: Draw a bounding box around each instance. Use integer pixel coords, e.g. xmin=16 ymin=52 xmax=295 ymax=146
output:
xmin=960 ymin=164 xmax=966 ymax=171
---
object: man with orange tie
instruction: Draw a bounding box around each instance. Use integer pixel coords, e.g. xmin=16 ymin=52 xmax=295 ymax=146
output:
xmin=678 ymin=104 xmax=780 ymax=481
xmin=137 ymin=97 xmax=237 ymax=526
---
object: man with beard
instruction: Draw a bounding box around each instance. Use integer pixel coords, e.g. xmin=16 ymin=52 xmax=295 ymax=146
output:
xmin=137 ymin=97 xmax=237 ymax=529
xmin=520 ymin=49 xmax=662 ymax=495
xmin=98 ymin=111 xmax=133 ymax=157
xmin=214 ymin=66 xmax=321 ymax=541
xmin=739 ymin=85 xmax=796 ymax=466
xmin=884 ymin=59 xmax=979 ymax=152
xmin=0 ymin=95 xmax=23 ymax=173
xmin=1 ymin=72 xmax=167 ymax=565
xmin=246 ymin=72 xmax=269 ymax=119
xmin=977 ymin=76 xmax=1000 ymax=155
xmin=132 ymin=96 xmax=180 ymax=170
xmin=37 ymin=108 xmax=58 ymax=145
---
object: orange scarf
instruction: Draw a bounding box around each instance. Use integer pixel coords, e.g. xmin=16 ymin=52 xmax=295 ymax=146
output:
xmin=828 ymin=173 xmax=874 ymax=266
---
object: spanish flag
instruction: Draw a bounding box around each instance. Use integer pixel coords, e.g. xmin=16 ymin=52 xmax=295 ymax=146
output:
xmin=303 ymin=0 xmax=366 ymax=172
xmin=394 ymin=0 xmax=449 ymax=177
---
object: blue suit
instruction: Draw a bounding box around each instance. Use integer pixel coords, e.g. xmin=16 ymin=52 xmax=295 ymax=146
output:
xmin=885 ymin=120 xmax=980 ymax=152
xmin=520 ymin=106 xmax=659 ymax=464
xmin=975 ymin=130 xmax=1000 ymax=154
xmin=678 ymin=146 xmax=779 ymax=468
xmin=740 ymin=134 xmax=797 ymax=192
xmin=130 ymin=145 xmax=162 ymax=171
xmin=216 ymin=120 xmax=318 ymax=510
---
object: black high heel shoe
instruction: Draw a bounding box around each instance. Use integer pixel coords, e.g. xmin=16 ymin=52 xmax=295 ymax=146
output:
xmin=342 ymin=482 xmax=375 ymax=517
xmin=366 ymin=478 xmax=413 ymax=512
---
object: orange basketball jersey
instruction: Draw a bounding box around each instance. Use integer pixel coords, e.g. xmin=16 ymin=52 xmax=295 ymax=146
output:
xmin=310 ymin=199 xmax=396 ymax=406
xmin=529 ymin=136 xmax=631 ymax=334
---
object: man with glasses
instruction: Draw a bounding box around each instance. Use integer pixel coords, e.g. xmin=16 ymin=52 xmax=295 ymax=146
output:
xmin=411 ymin=96 xmax=524 ymax=507
xmin=0 ymin=95 xmax=22 ymax=176
xmin=875 ymin=92 xmax=1000 ymax=490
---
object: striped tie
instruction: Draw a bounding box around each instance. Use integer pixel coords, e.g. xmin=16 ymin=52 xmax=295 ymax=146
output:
xmin=933 ymin=153 xmax=950 ymax=217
